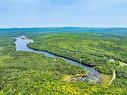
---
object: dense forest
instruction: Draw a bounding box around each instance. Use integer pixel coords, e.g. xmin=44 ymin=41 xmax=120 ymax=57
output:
xmin=0 ymin=28 xmax=127 ymax=94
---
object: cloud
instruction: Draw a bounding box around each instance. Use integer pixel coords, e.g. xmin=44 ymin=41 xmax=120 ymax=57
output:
xmin=0 ymin=0 xmax=127 ymax=27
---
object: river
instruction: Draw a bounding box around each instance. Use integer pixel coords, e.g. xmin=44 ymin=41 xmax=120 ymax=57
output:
xmin=15 ymin=36 xmax=100 ymax=83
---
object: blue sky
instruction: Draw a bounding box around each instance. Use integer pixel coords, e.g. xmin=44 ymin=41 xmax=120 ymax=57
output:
xmin=0 ymin=0 xmax=127 ymax=28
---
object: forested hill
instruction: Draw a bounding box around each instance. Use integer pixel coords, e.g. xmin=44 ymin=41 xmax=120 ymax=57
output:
xmin=0 ymin=27 xmax=127 ymax=33
xmin=0 ymin=27 xmax=127 ymax=37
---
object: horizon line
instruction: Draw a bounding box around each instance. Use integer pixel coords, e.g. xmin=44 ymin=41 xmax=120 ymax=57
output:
xmin=0 ymin=26 xmax=127 ymax=29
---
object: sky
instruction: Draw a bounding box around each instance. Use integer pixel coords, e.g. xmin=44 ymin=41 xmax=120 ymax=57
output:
xmin=0 ymin=0 xmax=127 ymax=28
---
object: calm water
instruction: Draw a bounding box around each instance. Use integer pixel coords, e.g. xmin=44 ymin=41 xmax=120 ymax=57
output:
xmin=15 ymin=36 xmax=100 ymax=83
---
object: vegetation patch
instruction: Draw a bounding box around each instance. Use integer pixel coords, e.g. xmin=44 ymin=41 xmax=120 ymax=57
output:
xmin=100 ymin=74 xmax=112 ymax=85
xmin=0 ymin=31 xmax=127 ymax=94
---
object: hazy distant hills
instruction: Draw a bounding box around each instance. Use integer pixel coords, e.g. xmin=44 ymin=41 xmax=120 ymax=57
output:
xmin=0 ymin=27 xmax=127 ymax=36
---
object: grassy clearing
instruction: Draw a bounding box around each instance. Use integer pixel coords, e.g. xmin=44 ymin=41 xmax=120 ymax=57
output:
xmin=63 ymin=75 xmax=73 ymax=82
xmin=100 ymin=74 xmax=112 ymax=85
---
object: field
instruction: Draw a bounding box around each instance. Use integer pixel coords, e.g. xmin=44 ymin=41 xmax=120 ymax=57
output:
xmin=0 ymin=28 xmax=127 ymax=95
